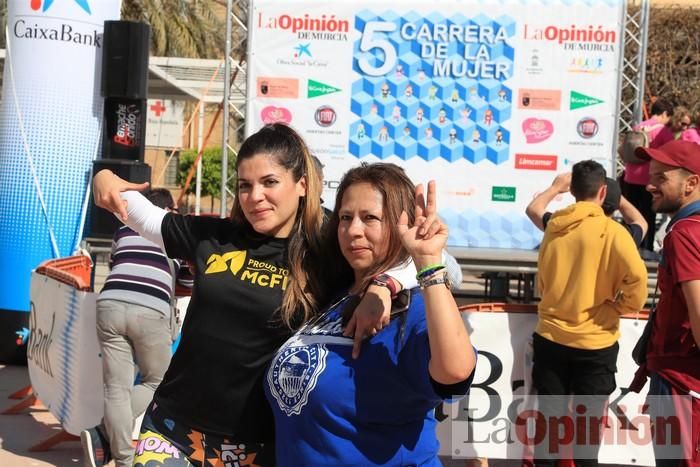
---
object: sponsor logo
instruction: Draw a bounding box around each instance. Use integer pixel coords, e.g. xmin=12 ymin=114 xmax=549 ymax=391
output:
xmin=276 ymin=43 xmax=329 ymax=68
xmin=518 ymin=89 xmax=561 ymax=111
xmin=257 ymin=77 xmax=299 ymax=99
xmin=570 ymin=91 xmax=604 ymax=110
xmin=446 ymin=188 xmax=477 ymax=197
xmin=491 ymin=186 xmax=517 ymax=202
xmin=568 ymin=56 xmax=605 ymax=74
xmin=268 ymin=343 xmax=329 ymax=415
xmin=15 ymin=327 xmax=30 ymax=346
xmin=562 ymin=156 xmax=609 ymax=166
xmin=261 ymin=106 xmax=293 ymax=125
xmin=525 ymin=48 xmax=544 ymax=76
xmin=21 ymin=1 xmax=98 ymax=47
xmin=314 ymin=106 xmax=336 ymax=127
xmin=113 ymin=104 xmax=141 ymax=147
xmin=31 ymin=0 xmax=91 ymax=14
xmin=13 ymin=14 xmax=101 ymax=47
xmin=313 ymin=145 xmax=346 ymax=157
xmin=523 ymin=24 xmax=617 ymax=52
xmin=205 ymin=251 xmax=290 ymax=290
xmin=522 ymin=118 xmax=554 ymax=144
xmin=515 ymin=154 xmax=558 ymax=171
xmin=577 ymin=117 xmax=599 ymax=139
xmin=323 ymin=179 xmax=341 ymax=190
xmin=308 ymin=79 xmax=341 ymax=98
xmin=294 ymin=42 xmax=312 ymax=58
xmin=27 ymin=303 xmax=54 ymax=377
xmin=257 ymin=12 xmax=349 ymax=41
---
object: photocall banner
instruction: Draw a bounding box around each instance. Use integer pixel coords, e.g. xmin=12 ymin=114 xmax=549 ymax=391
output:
xmin=0 ymin=0 xmax=120 ymax=317
xmin=247 ymin=0 xmax=624 ymax=249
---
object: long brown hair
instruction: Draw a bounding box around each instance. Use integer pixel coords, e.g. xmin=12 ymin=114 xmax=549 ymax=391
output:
xmin=231 ymin=123 xmax=323 ymax=327
xmin=320 ymin=163 xmax=416 ymax=301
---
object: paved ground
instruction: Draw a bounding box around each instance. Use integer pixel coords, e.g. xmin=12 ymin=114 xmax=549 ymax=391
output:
xmin=0 ymin=365 xmax=87 ymax=466
xmin=0 ymin=365 xmax=509 ymax=467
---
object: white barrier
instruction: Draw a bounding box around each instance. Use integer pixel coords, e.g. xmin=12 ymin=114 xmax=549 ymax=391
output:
xmin=27 ymin=272 xmax=102 ymax=435
xmin=27 ymin=272 xmax=189 ymax=436
xmin=437 ymin=311 xmax=654 ymax=465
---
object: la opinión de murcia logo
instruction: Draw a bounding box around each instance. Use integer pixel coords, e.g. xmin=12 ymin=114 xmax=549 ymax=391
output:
xmin=523 ymin=24 xmax=617 ymax=52
xmin=257 ymin=12 xmax=349 ymax=41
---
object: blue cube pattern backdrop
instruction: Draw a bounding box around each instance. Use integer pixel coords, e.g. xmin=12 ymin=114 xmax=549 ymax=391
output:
xmin=350 ymin=10 xmax=514 ymax=165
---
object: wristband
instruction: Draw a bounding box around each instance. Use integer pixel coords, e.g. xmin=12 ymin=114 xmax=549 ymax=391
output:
xmin=370 ymin=273 xmax=398 ymax=298
xmin=418 ymin=270 xmax=451 ymax=290
xmin=416 ymin=264 xmax=445 ymax=279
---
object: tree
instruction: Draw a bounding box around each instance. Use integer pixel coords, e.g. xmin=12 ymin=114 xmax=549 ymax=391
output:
xmin=643 ymin=6 xmax=700 ymax=112
xmin=177 ymin=147 xmax=235 ymax=213
xmin=122 ymin=0 xmax=224 ymax=58
xmin=0 ymin=2 xmax=6 ymax=50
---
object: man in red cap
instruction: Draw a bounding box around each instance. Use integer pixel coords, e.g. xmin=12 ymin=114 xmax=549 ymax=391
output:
xmin=633 ymin=139 xmax=700 ymax=466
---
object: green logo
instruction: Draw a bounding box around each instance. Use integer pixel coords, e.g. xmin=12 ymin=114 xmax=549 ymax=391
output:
xmin=491 ymin=186 xmax=516 ymax=202
xmin=570 ymin=91 xmax=604 ymax=110
xmin=308 ymin=79 xmax=341 ymax=98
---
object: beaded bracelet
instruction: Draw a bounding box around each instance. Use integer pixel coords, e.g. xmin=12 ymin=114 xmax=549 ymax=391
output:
xmin=418 ymin=270 xmax=451 ymax=290
xmin=416 ymin=263 xmax=445 ymax=280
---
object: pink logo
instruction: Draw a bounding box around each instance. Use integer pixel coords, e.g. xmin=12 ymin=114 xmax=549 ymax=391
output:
xmin=522 ymin=118 xmax=554 ymax=144
xmin=261 ymin=106 xmax=292 ymax=124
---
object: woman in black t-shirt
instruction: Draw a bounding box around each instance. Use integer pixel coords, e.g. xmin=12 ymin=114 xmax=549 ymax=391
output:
xmin=87 ymin=124 xmax=402 ymax=467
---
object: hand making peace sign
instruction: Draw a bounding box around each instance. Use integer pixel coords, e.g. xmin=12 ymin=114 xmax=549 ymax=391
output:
xmin=397 ymin=180 xmax=449 ymax=268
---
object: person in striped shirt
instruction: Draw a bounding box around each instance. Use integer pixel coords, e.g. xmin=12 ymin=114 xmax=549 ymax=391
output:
xmin=81 ymin=188 xmax=185 ymax=467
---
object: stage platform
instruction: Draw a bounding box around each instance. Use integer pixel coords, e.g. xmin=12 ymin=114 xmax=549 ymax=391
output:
xmin=447 ymin=247 xmax=659 ymax=304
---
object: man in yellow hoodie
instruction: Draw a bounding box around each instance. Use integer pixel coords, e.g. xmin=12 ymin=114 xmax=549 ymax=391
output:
xmin=533 ymin=160 xmax=648 ymax=467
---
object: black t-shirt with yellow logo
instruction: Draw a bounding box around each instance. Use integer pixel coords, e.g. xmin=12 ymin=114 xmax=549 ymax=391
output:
xmin=154 ymin=213 xmax=292 ymax=439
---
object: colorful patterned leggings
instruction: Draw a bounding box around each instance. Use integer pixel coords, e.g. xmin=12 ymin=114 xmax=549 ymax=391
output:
xmin=133 ymin=402 xmax=275 ymax=467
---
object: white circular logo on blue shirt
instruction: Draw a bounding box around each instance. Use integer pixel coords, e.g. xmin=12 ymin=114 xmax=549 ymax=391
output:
xmin=267 ymin=343 xmax=328 ymax=416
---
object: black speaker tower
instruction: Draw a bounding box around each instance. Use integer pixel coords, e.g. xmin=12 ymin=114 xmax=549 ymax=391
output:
xmin=101 ymin=20 xmax=150 ymax=162
xmin=90 ymin=21 xmax=152 ymax=238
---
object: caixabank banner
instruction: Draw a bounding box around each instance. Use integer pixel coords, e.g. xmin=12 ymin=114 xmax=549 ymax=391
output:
xmin=0 ymin=0 xmax=120 ymax=361
xmin=247 ymin=0 xmax=624 ymax=249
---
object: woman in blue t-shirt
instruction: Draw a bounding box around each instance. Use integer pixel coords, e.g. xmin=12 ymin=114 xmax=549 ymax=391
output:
xmin=265 ymin=163 xmax=477 ymax=466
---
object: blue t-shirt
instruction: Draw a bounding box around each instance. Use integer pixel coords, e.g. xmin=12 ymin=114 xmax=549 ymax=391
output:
xmin=264 ymin=288 xmax=474 ymax=466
